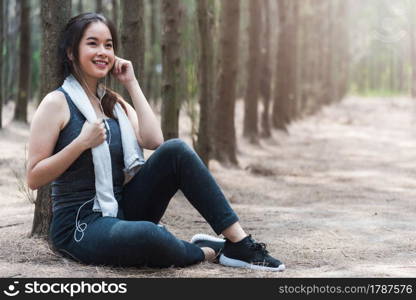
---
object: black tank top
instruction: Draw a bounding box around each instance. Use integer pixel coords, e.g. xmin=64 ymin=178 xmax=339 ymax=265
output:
xmin=51 ymin=87 xmax=125 ymax=211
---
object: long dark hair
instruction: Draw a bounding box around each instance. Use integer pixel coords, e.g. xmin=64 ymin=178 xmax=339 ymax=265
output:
xmin=58 ymin=12 xmax=127 ymax=118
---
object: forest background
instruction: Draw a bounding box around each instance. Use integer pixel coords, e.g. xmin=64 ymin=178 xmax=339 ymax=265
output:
xmin=1 ymin=0 xmax=416 ymax=277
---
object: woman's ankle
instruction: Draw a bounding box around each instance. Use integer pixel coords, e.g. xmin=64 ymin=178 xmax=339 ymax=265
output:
xmin=221 ymin=222 xmax=248 ymax=243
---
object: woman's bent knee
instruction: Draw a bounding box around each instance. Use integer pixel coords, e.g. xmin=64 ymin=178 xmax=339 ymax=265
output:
xmin=159 ymin=138 xmax=191 ymax=154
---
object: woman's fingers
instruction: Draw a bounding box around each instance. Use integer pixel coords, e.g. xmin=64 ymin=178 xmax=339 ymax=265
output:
xmin=114 ymin=59 xmax=119 ymax=74
xmin=114 ymin=56 xmax=130 ymax=74
xmin=119 ymin=60 xmax=126 ymax=74
xmin=114 ymin=57 xmax=121 ymax=74
xmin=112 ymin=56 xmax=135 ymax=84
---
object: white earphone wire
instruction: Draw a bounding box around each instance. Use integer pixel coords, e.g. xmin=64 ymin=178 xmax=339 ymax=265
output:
xmin=98 ymin=76 xmax=111 ymax=145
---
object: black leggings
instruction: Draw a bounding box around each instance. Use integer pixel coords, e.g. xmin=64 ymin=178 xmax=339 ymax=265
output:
xmin=50 ymin=139 xmax=239 ymax=268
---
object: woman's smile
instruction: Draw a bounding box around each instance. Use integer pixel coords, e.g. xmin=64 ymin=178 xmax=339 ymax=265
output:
xmin=92 ymin=59 xmax=109 ymax=69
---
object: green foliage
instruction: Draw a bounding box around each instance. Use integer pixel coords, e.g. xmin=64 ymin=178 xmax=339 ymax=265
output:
xmin=31 ymin=49 xmax=40 ymax=100
xmin=349 ymin=0 xmax=413 ymax=96
xmin=350 ymin=87 xmax=408 ymax=97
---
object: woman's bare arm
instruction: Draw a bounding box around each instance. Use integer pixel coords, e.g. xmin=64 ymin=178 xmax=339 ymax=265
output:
xmin=111 ymin=56 xmax=164 ymax=150
xmin=124 ymin=79 xmax=164 ymax=150
xmin=27 ymin=91 xmax=83 ymax=190
xmin=26 ymin=91 xmax=106 ymax=190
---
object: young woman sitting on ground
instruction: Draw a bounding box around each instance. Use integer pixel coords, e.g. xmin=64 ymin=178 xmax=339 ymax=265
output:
xmin=26 ymin=13 xmax=285 ymax=272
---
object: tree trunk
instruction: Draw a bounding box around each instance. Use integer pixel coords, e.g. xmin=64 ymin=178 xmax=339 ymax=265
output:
xmin=338 ymin=0 xmax=350 ymax=100
xmin=323 ymin=0 xmax=333 ymax=105
xmin=309 ymin=1 xmax=318 ymax=108
xmin=31 ymin=0 xmax=71 ymax=239
xmin=15 ymin=0 xmax=30 ymax=123
xmin=0 ymin=0 xmax=3 ymax=129
xmin=108 ymin=0 xmax=119 ymax=93
xmin=272 ymin=0 xmax=292 ymax=131
xmin=77 ymin=0 xmax=83 ymax=14
xmin=112 ymin=0 xmax=118 ymax=29
xmin=369 ymin=52 xmax=377 ymax=91
xmin=397 ymin=50 xmax=404 ymax=92
xmin=390 ymin=49 xmax=395 ymax=92
xmin=260 ymin=0 xmax=272 ymax=138
xmin=299 ymin=0 xmax=312 ymax=115
xmin=195 ymin=0 xmax=215 ymax=166
xmin=332 ymin=0 xmax=341 ymax=102
xmin=290 ymin=0 xmax=300 ymax=119
xmin=242 ymin=0 xmax=262 ymax=144
xmin=212 ymin=0 xmax=240 ymax=165
xmin=161 ymin=0 xmax=182 ymax=140
xmin=120 ymin=0 xmax=145 ymax=102
xmin=96 ymin=0 xmax=103 ymax=13
xmin=410 ymin=5 xmax=416 ymax=98
xmin=315 ymin=1 xmax=326 ymax=110
xmin=145 ymin=0 xmax=160 ymax=102
xmin=294 ymin=1 xmax=303 ymax=118
xmin=6 ymin=1 xmax=19 ymax=107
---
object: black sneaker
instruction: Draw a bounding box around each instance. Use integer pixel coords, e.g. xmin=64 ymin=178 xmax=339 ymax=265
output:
xmin=219 ymin=235 xmax=285 ymax=272
xmin=190 ymin=233 xmax=226 ymax=261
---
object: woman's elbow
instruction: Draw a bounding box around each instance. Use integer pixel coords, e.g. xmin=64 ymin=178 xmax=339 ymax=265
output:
xmin=26 ymin=170 xmax=39 ymax=190
xmin=27 ymin=177 xmax=38 ymax=191
xmin=147 ymin=134 xmax=164 ymax=150
xmin=28 ymin=185 xmax=38 ymax=191
xmin=156 ymin=135 xmax=164 ymax=148
xmin=147 ymin=139 xmax=164 ymax=150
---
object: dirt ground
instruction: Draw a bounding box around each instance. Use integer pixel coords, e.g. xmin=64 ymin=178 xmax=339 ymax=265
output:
xmin=0 ymin=96 xmax=415 ymax=278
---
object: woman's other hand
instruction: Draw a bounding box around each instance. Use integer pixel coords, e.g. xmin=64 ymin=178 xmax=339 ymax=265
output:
xmin=76 ymin=119 xmax=107 ymax=150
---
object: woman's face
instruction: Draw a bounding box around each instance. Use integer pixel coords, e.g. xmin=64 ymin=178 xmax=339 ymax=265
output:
xmin=76 ymin=21 xmax=115 ymax=81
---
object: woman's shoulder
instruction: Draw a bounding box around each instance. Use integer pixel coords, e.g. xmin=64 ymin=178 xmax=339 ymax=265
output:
xmin=36 ymin=90 xmax=70 ymax=129
xmin=41 ymin=90 xmax=67 ymax=107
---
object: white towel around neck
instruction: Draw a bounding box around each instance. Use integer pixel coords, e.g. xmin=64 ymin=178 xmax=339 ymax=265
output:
xmin=62 ymin=74 xmax=145 ymax=217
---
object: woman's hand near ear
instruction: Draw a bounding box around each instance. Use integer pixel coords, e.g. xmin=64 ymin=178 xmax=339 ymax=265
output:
xmin=111 ymin=56 xmax=137 ymax=87
xmin=110 ymin=56 xmax=164 ymax=149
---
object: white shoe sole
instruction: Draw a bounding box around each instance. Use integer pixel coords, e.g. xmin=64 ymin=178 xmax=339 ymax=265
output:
xmin=190 ymin=233 xmax=225 ymax=244
xmin=219 ymin=254 xmax=286 ymax=272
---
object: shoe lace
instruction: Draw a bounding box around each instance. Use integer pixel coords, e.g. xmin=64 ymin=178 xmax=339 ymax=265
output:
xmin=247 ymin=235 xmax=269 ymax=254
